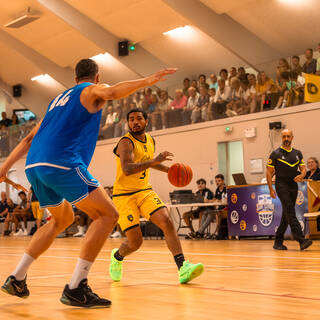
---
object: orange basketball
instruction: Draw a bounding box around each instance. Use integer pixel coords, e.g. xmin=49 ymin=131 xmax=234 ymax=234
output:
xmin=168 ymin=163 xmax=193 ymax=187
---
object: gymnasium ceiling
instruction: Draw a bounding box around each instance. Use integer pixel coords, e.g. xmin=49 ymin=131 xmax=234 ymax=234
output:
xmin=0 ymin=0 xmax=319 ymax=116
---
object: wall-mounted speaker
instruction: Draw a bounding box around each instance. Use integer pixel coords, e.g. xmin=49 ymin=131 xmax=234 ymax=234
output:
xmin=118 ymin=41 xmax=129 ymax=56
xmin=13 ymin=84 xmax=22 ymax=97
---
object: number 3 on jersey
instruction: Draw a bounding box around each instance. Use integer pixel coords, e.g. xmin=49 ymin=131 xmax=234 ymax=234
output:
xmin=140 ymin=171 xmax=146 ymax=179
xmin=49 ymin=89 xmax=74 ymax=112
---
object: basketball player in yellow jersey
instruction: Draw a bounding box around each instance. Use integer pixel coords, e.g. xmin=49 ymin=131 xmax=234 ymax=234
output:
xmin=109 ymin=108 xmax=204 ymax=284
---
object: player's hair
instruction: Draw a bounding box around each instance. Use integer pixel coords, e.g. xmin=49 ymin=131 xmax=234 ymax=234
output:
xmin=18 ymin=191 xmax=26 ymax=196
xmin=127 ymin=108 xmax=148 ymax=121
xmin=215 ymin=174 xmax=225 ymax=180
xmin=196 ymin=178 xmax=206 ymax=185
xmin=75 ymin=59 xmax=99 ymax=81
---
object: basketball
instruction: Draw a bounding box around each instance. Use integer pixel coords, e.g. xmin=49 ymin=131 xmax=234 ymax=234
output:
xmin=168 ymin=163 xmax=193 ymax=187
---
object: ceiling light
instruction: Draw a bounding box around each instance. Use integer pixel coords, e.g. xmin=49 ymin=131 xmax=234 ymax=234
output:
xmin=163 ymin=26 xmax=190 ymax=36
xmin=31 ymin=74 xmax=50 ymax=81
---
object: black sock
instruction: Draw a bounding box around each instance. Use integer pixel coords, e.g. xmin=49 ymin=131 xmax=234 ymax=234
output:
xmin=114 ymin=250 xmax=124 ymax=261
xmin=174 ymin=253 xmax=185 ymax=270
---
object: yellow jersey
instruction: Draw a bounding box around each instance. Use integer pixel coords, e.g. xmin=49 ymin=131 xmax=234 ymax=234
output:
xmin=113 ymin=132 xmax=155 ymax=195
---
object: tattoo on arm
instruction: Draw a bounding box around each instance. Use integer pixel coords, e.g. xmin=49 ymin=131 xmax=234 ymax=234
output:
xmin=118 ymin=139 xmax=154 ymax=176
xmin=152 ymin=164 xmax=169 ymax=173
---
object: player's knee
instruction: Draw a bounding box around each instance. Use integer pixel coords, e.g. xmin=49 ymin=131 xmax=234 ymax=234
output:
xmin=129 ymin=237 xmax=143 ymax=251
xmin=158 ymin=215 xmax=174 ymax=232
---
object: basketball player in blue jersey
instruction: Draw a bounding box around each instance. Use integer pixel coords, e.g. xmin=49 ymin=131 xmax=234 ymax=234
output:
xmin=0 ymin=58 xmax=176 ymax=308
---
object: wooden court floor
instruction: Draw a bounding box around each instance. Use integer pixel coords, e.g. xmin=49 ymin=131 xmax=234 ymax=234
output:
xmin=1 ymin=238 xmax=320 ymax=320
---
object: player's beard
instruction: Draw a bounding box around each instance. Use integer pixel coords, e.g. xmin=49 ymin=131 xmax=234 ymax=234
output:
xmin=129 ymin=124 xmax=146 ymax=136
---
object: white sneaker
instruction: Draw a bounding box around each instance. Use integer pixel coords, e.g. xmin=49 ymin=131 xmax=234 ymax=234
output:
xmin=23 ymin=229 xmax=28 ymax=236
xmin=110 ymin=231 xmax=121 ymax=238
xmin=73 ymin=226 xmax=85 ymax=237
xmin=13 ymin=229 xmax=24 ymax=236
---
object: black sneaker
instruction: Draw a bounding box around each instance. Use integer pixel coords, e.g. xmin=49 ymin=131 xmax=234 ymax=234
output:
xmin=60 ymin=279 xmax=111 ymax=308
xmin=300 ymin=239 xmax=313 ymax=251
xmin=273 ymin=243 xmax=287 ymax=250
xmin=1 ymin=275 xmax=30 ymax=298
xmin=185 ymin=232 xmax=196 ymax=240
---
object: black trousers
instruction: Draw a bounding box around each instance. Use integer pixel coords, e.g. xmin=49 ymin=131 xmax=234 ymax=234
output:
xmin=275 ymin=181 xmax=304 ymax=243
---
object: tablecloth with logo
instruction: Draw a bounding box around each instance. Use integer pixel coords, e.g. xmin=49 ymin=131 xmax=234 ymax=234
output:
xmin=227 ymin=182 xmax=308 ymax=237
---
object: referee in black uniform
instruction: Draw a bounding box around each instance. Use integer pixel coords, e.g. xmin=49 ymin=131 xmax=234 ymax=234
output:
xmin=266 ymin=129 xmax=312 ymax=250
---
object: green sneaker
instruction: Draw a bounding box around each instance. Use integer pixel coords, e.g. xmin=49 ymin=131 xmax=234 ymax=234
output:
xmin=109 ymin=249 xmax=123 ymax=282
xmin=178 ymin=261 xmax=204 ymax=284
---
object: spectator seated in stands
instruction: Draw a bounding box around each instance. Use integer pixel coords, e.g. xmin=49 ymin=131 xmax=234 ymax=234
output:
xmin=302 ymin=48 xmax=317 ymax=74
xmin=228 ymin=67 xmax=237 ymax=84
xmin=291 ymin=55 xmax=302 ymax=75
xmin=207 ymin=87 xmax=216 ymax=120
xmin=0 ymin=112 xmax=12 ymax=127
xmin=182 ymin=78 xmax=190 ymax=97
xmin=12 ymin=191 xmax=32 ymax=236
xmin=194 ymin=174 xmax=227 ymax=239
xmin=113 ymin=104 xmax=125 ymax=138
xmin=168 ymin=89 xmax=187 ymax=127
xmin=143 ymin=87 xmax=153 ymax=104
xmin=219 ymin=68 xmax=229 ymax=86
xmin=211 ymin=79 xmax=232 ymax=119
xmin=149 ymin=93 xmax=162 ymax=131
xmin=186 ymin=86 xmax=199 ymax=124
xmin=275 ymin=71 xmax=291 ymax=109
xmin=246 ymin=74 xmax=257 ymax=113
xmin=101 ymin=105 xmax=116 ymax=139
xmin=198 ymin=74 xmax=209 ymax=90
xmin=276 ymin=58 xmax=290 ymax=82
xmin=0 ymin=191 xmax=8 ymax=231
xmin=191 ymin=79 xmax=199 ymax=92
xmin=305 ymin=157 xmax=320 ymax=180
xmin=183 ymin=178 xmax=214 ymax=239
xmin=191 ymin=85 xmax=210 ymax=123
xmin=73 ymin=206 xmax=92 ymax=237
xmin=28 ymin=186 xmax=44 ymax=232
xmin=3 ymin=199 xmax=17 ymax=236
xmin=256 ymin=71 xmax=278 ymax=111
xmin=237 ymin=67 xmax=248 ymax=83
xmin=157 ymin=90 xmax=172 ymax=129
xmin=225 ymin=77 xmax=249 ymax=117
xmin=133 ymin=91 xmax=143 ymax=108
xmin=209 ymin=74 xmax=218 ymax=91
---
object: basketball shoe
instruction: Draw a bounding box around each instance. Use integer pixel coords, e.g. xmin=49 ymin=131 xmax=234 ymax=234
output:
xmin=109 ymin=248 xmax=123 ymax=281
xmin=1 ymin=275 xmax=30 ymax=298
xmin=178 ymin=261 xmax=204 ymax=284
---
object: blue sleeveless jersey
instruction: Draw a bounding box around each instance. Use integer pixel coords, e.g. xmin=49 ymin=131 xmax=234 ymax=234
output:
xmin=26 ymin=82 xmax=102 ymax=169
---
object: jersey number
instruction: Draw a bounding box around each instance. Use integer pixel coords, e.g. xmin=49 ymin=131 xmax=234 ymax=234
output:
xmin=139 ymin=171 xmax=146 ymax=179
xmin=48 ymin=89 xmax=74 ymax=112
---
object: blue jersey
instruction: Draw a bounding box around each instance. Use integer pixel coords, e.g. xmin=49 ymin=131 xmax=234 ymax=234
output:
xmin=26 ymin=82 xmax=102 ymax=169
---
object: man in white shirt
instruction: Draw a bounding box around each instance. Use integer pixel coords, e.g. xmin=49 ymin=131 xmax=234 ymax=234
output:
xmin=212 ymin=79 xmax=231 ymax=119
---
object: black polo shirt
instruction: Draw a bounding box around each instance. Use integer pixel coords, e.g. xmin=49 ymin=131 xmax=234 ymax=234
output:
xmin=305 ymin=168 xmax=320 ymax=181
xmin=215 ymin=186 xmax=227 ymax=200
xmin=0 ymin=200 xmax=7 ymax=213
xmin=267 ymin=147 xmax=304 ymax=182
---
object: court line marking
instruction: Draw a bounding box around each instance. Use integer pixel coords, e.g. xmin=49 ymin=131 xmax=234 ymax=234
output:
xmin=1 ymin=246 xmax=320 ymax=261
xmin=2 ymin=253 xmax=320 ymax=274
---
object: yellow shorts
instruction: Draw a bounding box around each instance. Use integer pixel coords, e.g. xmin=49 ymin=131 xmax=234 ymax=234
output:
xmin=31 ymin=202 xmax=44 ymax=220
xmin=113 ymin=189 xmax=166 ymax=232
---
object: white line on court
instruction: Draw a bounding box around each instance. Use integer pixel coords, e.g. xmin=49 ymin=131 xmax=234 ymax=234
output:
xmin=1 ymin=246 xmax=320 ymax=261
xmin=1 ymin=253 xmax=320 ymax=274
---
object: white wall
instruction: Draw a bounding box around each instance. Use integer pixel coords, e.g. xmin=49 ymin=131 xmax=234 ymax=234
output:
xmin=2 ymin=102 xmax=320 ymax=203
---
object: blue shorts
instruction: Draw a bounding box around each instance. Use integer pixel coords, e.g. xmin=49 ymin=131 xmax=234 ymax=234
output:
xmin=25 ymin=165 xmax=100 ymax=208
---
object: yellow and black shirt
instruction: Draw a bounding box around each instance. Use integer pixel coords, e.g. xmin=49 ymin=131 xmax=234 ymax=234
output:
xmin=113 ymin=132 xmax=155 ymax=195
xmin=267 ymin=147 xmax=305 ymax=182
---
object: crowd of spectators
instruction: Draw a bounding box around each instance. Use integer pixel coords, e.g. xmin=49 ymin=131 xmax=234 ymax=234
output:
xmin=0 ymin=111 xmax=37 ymax=157
xmin=98 ymin=44 xmax=320 ymax=140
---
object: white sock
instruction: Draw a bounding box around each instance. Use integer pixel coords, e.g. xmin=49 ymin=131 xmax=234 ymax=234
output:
xmin=69 ymin=258 xmax=93 ymax=289
xmin=12 ymin=253 xmax=35 ymax=280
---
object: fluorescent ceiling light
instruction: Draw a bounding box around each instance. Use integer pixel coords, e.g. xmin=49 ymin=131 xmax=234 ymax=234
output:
xmin=31 ymin=74 xmax=50 ymax=81
xmin=163 ymin=26 xmax=190 ymax=36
